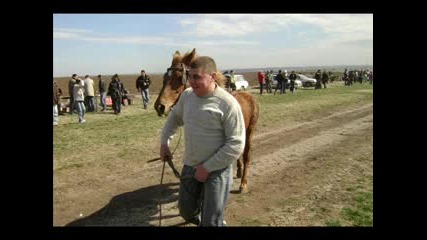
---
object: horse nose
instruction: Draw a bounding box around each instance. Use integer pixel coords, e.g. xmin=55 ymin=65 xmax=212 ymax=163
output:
xmin=156 ymin=104 xmax=165 ymax=116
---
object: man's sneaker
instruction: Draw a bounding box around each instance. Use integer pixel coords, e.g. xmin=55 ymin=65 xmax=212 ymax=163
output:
xmin=80 ymin=119 xmax=86 ymax=123
xmin=223 ymin=220 xmax=227 ymax=226
xmin=53 ymin=122 xmax=58 ymax=126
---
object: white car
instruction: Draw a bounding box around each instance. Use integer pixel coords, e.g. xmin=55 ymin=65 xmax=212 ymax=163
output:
xmin=271 ymin=74 xmax=303 ymax=89
xmin=225 ymin=74 xmax=249 ymax=91
xmin=296 ymin=74 xmax=317 ymax=87
xmin=234 ymin=75 xmax=249 ymax=90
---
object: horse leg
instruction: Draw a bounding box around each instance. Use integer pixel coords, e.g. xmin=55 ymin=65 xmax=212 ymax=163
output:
xmin=239 ymin=128 xmax=254 ymax=193
xmin=236 ymin=156 xmax=243 ymax=178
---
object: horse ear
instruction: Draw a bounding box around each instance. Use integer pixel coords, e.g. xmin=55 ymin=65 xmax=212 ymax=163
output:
xmin=183 ymin=48 xmax=197 ymax=66
xmin=175 ymin=50 xmax=180 ymax=55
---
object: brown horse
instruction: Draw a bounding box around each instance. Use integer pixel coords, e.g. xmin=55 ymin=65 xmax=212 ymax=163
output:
xmin=154 ymin=48 xmax=259 ymax=193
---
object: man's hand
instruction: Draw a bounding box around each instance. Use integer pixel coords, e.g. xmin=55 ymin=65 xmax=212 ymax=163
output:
xmin=194 ymin=165 xmax=209 ymax=182
xmin=160 ymin=144 xmax=172 ymax=162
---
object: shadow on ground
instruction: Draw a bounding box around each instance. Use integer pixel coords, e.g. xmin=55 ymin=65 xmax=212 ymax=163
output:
xmin=66 ymin=182 xmax=180 ymax=226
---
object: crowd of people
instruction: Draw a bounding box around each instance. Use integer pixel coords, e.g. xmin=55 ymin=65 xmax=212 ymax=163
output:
xmin=54 ymin=68 xmax=373 ymax=126
xmin=53 ymin=70 xmax=152 ymax=126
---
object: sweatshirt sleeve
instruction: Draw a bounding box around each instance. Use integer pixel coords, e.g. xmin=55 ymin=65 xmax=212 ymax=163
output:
xmin=160 ymin=92 xmax=185 ymax=145
xmin=202 ymin=100 xmax=246 ymax=172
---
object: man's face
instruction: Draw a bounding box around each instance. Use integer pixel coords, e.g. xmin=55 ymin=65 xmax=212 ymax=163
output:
xmin=188 ymin=67 xmax=215 ymax=97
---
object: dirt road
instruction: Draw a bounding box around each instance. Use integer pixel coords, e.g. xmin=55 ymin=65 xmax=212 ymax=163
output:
xmin=54 ymin=102 xmax=373 ymax=226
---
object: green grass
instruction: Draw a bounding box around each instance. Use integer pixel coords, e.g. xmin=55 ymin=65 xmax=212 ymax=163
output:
xmin=325 ymin=176 xmax=373 ymax=226
xmin=341 ymin=189 xmax=373 ymax=226
xmin=239 ymin=217 xmax=262 ymax=226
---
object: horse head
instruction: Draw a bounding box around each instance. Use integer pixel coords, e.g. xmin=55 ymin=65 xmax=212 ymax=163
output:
xmin=154 ymin=48 xmax=197 ymax=116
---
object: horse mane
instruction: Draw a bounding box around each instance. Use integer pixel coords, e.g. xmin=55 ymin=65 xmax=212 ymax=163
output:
xmin=213 ymin=71 xmax=226 ymax=88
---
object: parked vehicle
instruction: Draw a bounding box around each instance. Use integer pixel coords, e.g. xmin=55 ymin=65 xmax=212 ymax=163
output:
xmin=271 ymin=74 xmax=303 ymax=89
xmin=296 ymin=74 xmax=317 ymax=87
xmin=224 ymin=73 xmax=249 ymax=91
xmin=234 ymin=75 xmax=249 ymax=90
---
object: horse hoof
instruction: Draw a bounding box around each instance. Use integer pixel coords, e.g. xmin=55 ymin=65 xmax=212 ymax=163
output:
xmin=236 ymin=169 xmax=242 ymax=178
xmin=239 ymin=186 xmax=248 ymax=194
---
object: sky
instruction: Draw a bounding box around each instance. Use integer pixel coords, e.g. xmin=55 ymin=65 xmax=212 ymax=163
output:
xmin=53 ymin=14 xmax=373 ymax=77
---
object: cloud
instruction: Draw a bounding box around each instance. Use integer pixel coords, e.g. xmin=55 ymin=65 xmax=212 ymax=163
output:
xmin=53 ymin=28 xmax=92 ymax=39
xmin=179 ymin=14 xmax=289 ymax=37
xmin=54 ymin=28 xmax=173 ymax=45
xmin=178 ymin=14 xmax=373 ymax=50
xmin=53 ymin=27 xmax=258 ymax=47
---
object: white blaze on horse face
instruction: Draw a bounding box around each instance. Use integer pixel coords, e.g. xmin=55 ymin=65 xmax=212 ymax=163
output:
xmin=168 ymin=69 xmax=172 ymax=77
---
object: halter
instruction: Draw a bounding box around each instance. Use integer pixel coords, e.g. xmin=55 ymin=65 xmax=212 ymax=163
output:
xmin=166 ymin=63 xmax=189 ymax=86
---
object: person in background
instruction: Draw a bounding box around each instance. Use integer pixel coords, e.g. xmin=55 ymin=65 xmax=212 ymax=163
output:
xmin=282 ymin=70 xmax=289 ymax=94
xmin=273 ymin=70 xmax=285 ymax=95
xmin=257 ymin=71 xmax=265 ymax=95
xmin=266 ymin=70 xmax=273 ymax=93
xmin=289 ymin=70 xmax=297 ymax=94
xmin=98 ymin=74 xmax=107 ymax=111
xmin=53 ymin=80 xmax=61 ymax=126
xmin=68 ymin=74 xmax=77 ymax=114
xmin=321 ymin=70 xmax=329 ymax=89
xmin=108 ymin=74 xmax=123 ymax=114
xmin=229 ymin=70 xmax=236 ymax=91
xmin=314 ymin=69 xmax=322 ymax=89
xmin=73 ymin=75 xmax=86 ymax=123
xmin=84 ymin=75 xmax=96 ymax=112
xmin=135 ymin=70 xmax=151 ymax=109
xmin=160 ymin=56 xmax=245 ymax=226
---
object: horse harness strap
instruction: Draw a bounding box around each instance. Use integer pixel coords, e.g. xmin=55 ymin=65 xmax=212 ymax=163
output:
xmin=167 ymin=63 xmax=189 ymax=87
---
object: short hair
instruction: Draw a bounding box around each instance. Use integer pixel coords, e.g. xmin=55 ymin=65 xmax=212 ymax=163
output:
xmin=190 ymin=56 xmax=217 ymax=74
xmin=141 ymin=70 xmax=145 ymax=73
xmin=72 ymin=74 xmax=77 ymax=78
xmin=98 ymin=74 xmax=101 ymax=78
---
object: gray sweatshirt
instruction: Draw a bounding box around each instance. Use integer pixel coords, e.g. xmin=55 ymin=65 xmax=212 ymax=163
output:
xmin=161 ymin=85 xmax=246 ymax=172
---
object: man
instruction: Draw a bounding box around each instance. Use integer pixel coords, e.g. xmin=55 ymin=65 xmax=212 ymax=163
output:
xmin=257 ymin=71 xmax=265 ymax=95
xmin=98 ymin=74 xmax=107 ymax=111
xmin=108 ymin=74 xmax=123 ymax=114
xmin=68 ymin=75 xmax=76 ymax=114
xmin=289 ymin=70 xmax=297 ymax=94
xmin=160 ymin=56 xmax=246 ymax=226
xmin=314 ymin=69 xmax=322 ymax=89
xmin=135 ymin=70 xmax=151 ymax=109
xmin=73 ymin=75 xmax=86 ymax=123
xmin=229 ymin=70 xmax=236 ymax=91
xmin=53 ymin=80 xmax=61 ymax=126
xmin=84 ymin=75 xmax=95 ymax=112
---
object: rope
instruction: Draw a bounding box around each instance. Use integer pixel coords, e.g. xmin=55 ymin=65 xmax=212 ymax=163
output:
xmin=158 ymin=128 xmax=182 ymax=227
